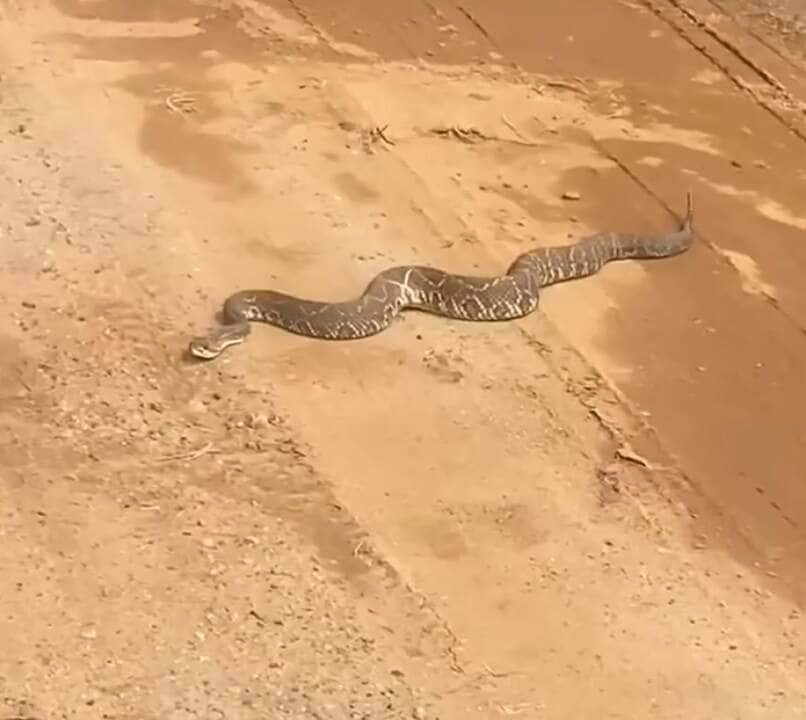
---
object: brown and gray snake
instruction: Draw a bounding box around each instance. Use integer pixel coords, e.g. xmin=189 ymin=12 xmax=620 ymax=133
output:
xmin=189 ymin=193 xmax=693 ymax=360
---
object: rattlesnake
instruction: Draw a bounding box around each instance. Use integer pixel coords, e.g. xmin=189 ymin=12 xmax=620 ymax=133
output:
xmin=189 ymin=194 xmax=693 ymax=360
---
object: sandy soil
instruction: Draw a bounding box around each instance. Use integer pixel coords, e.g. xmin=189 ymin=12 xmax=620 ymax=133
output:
xmin=1 ymin=1 xmax=805 ymax=718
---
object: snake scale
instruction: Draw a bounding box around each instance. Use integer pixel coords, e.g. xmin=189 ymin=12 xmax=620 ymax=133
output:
xmin=189 ymin=193 xmax=693 ymax=360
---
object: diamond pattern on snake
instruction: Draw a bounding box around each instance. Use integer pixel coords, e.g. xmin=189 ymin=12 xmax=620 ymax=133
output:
xmin=189 ymin=193 xmax=693 ymax=360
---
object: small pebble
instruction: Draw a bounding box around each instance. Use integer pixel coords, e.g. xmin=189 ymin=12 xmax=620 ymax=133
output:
xmin=247 ymin=413 xmax=271 ymax=430
xmin=562 ymin=190 xmax=581 ymax=200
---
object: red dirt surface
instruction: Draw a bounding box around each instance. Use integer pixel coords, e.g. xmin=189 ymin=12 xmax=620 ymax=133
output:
xmin=1 ymin=1 xmax=804 ymax=718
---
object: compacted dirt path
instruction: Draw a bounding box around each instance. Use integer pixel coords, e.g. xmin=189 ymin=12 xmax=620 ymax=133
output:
xmin=1 ymin=1 xmax=805 ymax=719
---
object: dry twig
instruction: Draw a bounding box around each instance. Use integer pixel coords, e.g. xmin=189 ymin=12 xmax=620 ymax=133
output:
xmin=157 ymin=441 xmax=218 ymax=463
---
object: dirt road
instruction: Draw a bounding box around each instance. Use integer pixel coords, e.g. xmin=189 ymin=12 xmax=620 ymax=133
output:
xmin=1 ymin=1 xmax=804 ymax=718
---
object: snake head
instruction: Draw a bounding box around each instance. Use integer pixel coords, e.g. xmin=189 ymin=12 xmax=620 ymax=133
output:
xmin=188 ymin=337 xmax=224 ymax=360
xmin=188 ymin=322 xmax=251 ymax=360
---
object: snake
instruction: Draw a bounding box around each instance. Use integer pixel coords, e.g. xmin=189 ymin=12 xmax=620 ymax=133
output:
xmin=189 ymin=193 xmax=693 ymax=360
